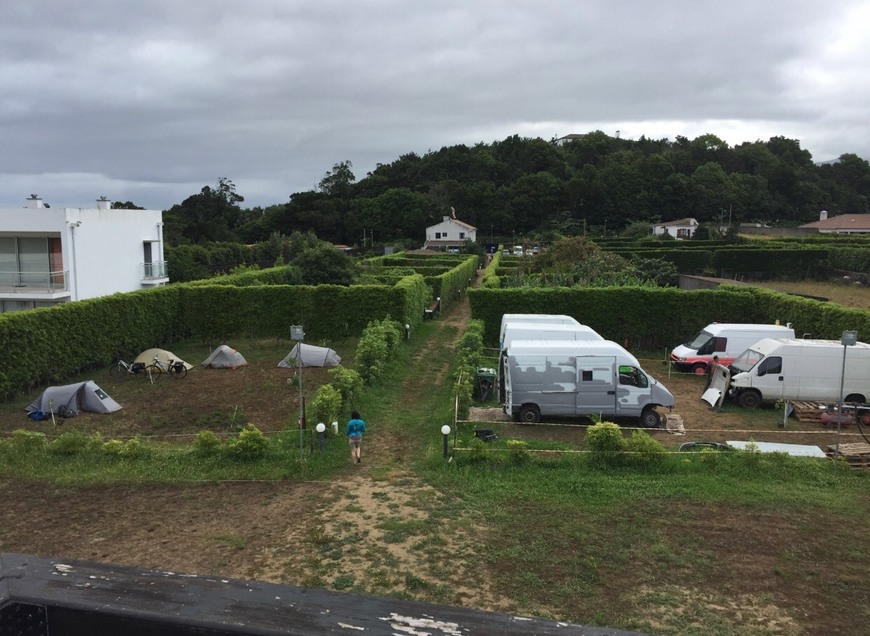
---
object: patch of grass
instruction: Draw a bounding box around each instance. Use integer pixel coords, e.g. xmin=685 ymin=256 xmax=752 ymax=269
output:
xmin=210 ymin=535 xmax=247 ymax=549
xmin=377 ymin=517 xmax=427 ymax=543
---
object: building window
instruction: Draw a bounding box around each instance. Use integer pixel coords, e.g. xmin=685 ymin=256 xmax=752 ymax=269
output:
xmin=435 ymin=232 xmax=442 ymax=239
xmin=459 ymin=232 xmax=465 ymax=239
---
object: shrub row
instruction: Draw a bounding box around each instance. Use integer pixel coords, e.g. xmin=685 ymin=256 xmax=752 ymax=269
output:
xmin=469 ymin=285 xmax=870 ymax=350
xmin=481 ymin=248 xmax=503 ymax=289
xmin=0 ymin=275 xmax=429 ymax=400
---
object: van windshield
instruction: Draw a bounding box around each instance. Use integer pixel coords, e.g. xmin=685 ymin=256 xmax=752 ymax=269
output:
xmin=685 ymin=330 xmax=712 ymax=350
xmin=731 ymin=348 xmax=765 ymax=373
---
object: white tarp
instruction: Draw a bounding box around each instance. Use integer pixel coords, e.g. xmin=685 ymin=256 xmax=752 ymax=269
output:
xmin=134 ymin=348 xmax=193 ymax=370
xmin=202 ymin=345 xmax=248 ymax=369
xmin=726 ymin=441 xmax=826 ymax=458
xmin=26 ymin=381 xmax=121 ymax=416
xmin=278 ymin=343 xmax=341 ymax=368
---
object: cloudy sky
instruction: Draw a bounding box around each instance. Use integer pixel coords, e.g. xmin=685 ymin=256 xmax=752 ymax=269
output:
xmin=1 ymin=1 xmax=868 ymax=211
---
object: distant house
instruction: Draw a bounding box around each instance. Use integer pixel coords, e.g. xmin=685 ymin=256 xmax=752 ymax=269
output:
xmin=0 ymin=195 xmax=168 ymax=313
xmin=650 ymin=218 xmax=699 ymax=239
xmin=424 ymin=213 xmax=477 ymax=251
xmin=553 ymin=134 xmax=586 ymax=146
xmin=799 ymin=210 xmax=870 ymax=234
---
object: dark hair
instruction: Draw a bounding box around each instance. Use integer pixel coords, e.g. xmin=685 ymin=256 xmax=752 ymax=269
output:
xmin=351 ymin=411 xmax=360 ymax=419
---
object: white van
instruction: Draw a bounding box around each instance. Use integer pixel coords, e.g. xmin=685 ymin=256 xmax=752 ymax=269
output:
xmin=498 ymin=314 xmax=582 ymax=349
xmin=671 ymin=323 xmax=796 ymax=374
xmin=727 ymin=337 xmax=870 ymax=408
xmin=503 ymin=339 xmax=674 ymax=427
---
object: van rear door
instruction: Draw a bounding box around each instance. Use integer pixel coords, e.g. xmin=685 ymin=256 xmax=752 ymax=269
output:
xmin=575 ymin=356 xmax=617 ymax=414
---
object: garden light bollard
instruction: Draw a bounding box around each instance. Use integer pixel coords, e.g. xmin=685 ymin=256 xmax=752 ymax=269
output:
xmin=316 ymin=422 xmax=326 ymax=454
xmin=441 ymin=424 xmax=451 ymax=460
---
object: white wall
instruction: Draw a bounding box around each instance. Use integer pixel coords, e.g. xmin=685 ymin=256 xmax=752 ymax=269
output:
xmin=425 ymin=217 xmax=477 ymax=241
xmin=0 ymin=204 xmax=164 ymax=302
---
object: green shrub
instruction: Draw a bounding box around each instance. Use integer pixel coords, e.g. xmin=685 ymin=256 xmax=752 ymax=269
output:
xmin=328 ymin=366 xmax=364 ymax=411
xmin=192 ymin=430 xmax=222 ymax=455
xmin=9 ymin=429 xmax=47 ymax=452
xmin=507 ymin=439 xmax=530 ymax=465
xmin=586 ymin=421 xmax=627 ymax=453
xmin=48 ymin=430 xmax=91 ymax=455
xmin=120 ymin=437 xmax=152 ymax=458
xmin=102 ymin=439 xmax=126 ymax=456
xmin=467 ymin=437 xmax=489 ymax=463
xmin=310 ymin=384 xmax=343 ymax=428
xmin=624 ymin=430 xmax=666 ymax=466
xmin=225 ymin=423 xmax=269 ymax=460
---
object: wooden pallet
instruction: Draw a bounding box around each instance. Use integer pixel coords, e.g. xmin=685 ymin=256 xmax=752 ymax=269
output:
xmin=791 ymin=401 xmax=825 ymax=424
xmin=826 ymin=442 xmax=870 ymax=469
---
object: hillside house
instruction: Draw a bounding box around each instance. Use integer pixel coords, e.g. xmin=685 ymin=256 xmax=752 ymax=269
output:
xmin=799 ymin=210 xmax=870 ymax=235
xmin=651 ymin=217 xmax=699 ymax=239
xmin=0 ymin=195 xmax=168 ymax=313
xmin=424 ymin=214 xmax=477 ymax=251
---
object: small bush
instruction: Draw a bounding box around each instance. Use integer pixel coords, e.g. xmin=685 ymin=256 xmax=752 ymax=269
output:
xmin=310 ymin=384 xmax=343 ymax=428
xmin=586 ymin=421 xmax=627 ymax=467
xmin=225 ymin=423 xmax=269 ymax=460
xmin=467 ymin=437 xmax=489 ymax=463
xmin=103 ymin=439 xmax=126 ymax=456
xmin=120 ymin=437 xmax=152 ymax=459
xmin=9 ymin=429 xmax=47 ymax=452
xmin=48 ymin=430 xmax=91 ymax=455
xmin=192 ymin=430 xmax=222 ymax=455
xmin=507 ymin=439 xmax=530 ymax=465
xmin=328 ymin=366 xmax=364 ymax=411
xmin=624 ymin=430 xmax=666 ymax=466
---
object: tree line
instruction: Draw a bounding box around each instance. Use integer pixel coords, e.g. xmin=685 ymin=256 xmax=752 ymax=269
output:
xmin=162 ymin=131 xmax=870 ymax=248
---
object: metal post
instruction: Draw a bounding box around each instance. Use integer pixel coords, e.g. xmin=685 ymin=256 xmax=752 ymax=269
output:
xmin=835 ymin=331 xmax=858 ymax=465
xmin=291 ymin=325 xmax=305 ymax=459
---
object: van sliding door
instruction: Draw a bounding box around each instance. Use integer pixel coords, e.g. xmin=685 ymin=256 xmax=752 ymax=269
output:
xmin=576 ymin=356 xmax=617 ymax=415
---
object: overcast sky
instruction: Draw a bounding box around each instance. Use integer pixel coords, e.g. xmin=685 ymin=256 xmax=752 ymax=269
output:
xmin=1 ymin=1 xmax=868 ymax=211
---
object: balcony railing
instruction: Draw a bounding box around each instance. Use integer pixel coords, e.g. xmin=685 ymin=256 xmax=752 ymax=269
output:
xmin=141 ymin=261 xmax=169 ymax=280
xmin=0 ymin=270 xmax=69 ymax=293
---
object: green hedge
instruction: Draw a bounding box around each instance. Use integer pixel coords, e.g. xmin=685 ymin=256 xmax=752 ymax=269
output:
xmin=468 ymin=285 xmax=870 ymax=350
xmin=425 ymin=256 xmax=478 ymax=311
xmin=0 ymin=275 xmax=429 ymax=400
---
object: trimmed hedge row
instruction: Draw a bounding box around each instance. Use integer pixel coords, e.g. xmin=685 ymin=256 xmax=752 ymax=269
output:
xmin=468 ymin=285 xmax=870 ymax=350
xmin=425 ymin=256 xmax=478 ymax=311
xmin=481 ymin=248 xmax=503 ymax=289
xmin=0 ymin=275 xmax=430 ymax=400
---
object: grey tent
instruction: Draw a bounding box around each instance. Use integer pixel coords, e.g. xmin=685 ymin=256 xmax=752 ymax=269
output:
xmin=26 ymin=381 xmax=121 ymax=416
xmin=278 ymin=343 xmax=341 ymax=368
xmin=202 ymin=345 xmax=248 ymax=369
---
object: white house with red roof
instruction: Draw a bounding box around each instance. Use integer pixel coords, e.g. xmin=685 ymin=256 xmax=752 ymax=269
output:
xmin=650 ymin=217 xmax=699 ymax=239
xmin=424 ymin=211 xmax=477 ymax=251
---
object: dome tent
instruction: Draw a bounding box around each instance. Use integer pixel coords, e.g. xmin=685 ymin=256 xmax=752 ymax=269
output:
xmin=278 ymin=343 xmax=341 ymax=368
xmin=202 ymin=345 xmax=248 ymax=369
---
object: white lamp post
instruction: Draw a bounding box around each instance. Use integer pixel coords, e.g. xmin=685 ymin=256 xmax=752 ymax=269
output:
xmin=441 ymin=424 xmax=451 ymax=460
xmin=835 ymin=330 xmax=858 ymax=465
xmin=316 ymin=422 xmax=326 ymax=454
xmin=291 ymin=325 xmax=305 ymax=458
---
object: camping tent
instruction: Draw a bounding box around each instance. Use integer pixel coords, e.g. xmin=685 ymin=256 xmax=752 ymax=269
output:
xmin=278 ymin=343 xmax=341 ymax=368
xmin=134 ymin=348 xmax=193 ymax=370
xmin=202 ymin=345 xmax=248 ymax=369
xmin=26 ymin=381 xmax=122 ymax=416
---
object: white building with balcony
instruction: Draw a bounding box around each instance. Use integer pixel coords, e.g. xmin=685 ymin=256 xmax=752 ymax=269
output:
xmin=0 ymin=195 xmax=168 ymax=313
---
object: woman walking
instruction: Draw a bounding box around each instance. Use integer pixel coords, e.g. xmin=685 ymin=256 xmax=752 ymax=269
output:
xmin=345 ymin=411 xmax=366 ymax=464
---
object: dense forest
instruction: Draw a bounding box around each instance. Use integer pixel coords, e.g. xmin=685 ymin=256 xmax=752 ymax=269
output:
xmin=162 ymin=131 xmax=870 ymax=248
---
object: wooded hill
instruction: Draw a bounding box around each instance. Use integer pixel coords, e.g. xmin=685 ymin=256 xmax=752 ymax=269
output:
xmin=163 ymin=131 xmax=870 ymax=248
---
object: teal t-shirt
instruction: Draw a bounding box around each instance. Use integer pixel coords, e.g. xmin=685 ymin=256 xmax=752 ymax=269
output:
xmin=346 ymin=418 xmax=366 ymax=438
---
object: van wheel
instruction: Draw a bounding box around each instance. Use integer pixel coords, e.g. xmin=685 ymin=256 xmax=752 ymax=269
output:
xmin=640 ymin=407 xmax=661 ymax=428
xmin=518 ymin=405 xmax=541 ymax=424
xmin=737 ymin=390 xmax=761 ymax=409
xmin=844 ymin=394 xmax=865 ymax=404
xmin=690 ymin=364 xmax=707 ymax=376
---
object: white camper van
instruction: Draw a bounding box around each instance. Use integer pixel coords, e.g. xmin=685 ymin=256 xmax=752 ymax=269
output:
xmin=727 ymin=337 xmax=870 ymax=408
xmin=498 ymin=314 xmax=581 ymax=349
xmin=503 ymin=339 xmax=674 ymax=427
xmin=671 ymin=323 xmax=796 ymax=374
xmin=498 ymin=321 xmax=603 ymax=403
